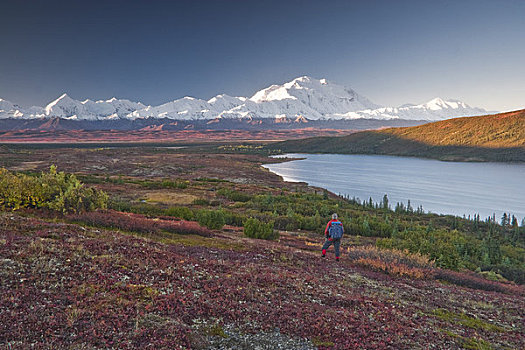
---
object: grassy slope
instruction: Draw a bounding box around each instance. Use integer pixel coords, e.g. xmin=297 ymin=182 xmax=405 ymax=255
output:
xmin=1 ymin=213 xmax=524 ymax=349
xmin=271 ymin=110 xmax=525 ymax=161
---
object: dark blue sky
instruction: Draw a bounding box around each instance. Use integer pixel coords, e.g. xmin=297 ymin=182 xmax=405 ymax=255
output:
xmin=1 ymin=0 xmax=524 ymax=111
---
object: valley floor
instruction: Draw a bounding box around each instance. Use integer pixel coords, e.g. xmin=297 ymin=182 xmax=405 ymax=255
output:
xmin=0 ymin=129 xmax=351 ymax=143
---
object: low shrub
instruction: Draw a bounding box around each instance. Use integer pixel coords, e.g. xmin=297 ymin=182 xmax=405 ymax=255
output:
xmin=108 ymin=199 xmax=168 ymax=217
xmin=108 ymin=197 xmax=133 ymax=212
xmin=160 ymin=179 xmax=188 ymax=189
xmin=347 ymin=246 xmax=434 ymax=279
xmin=160 ymin=219 xmax=212 ymax=237
xmin=482 ymin=265 xmax=525 ymax=285
xmin=193 ymin=198 xmax=210 ymax=206
xmin=70 ymin=210 xmax=158 ymax=234
xmin=434 ymin=269 xmax=524 ymax=295
xmin=217 ymin=188 xmax=252 ymax=202
xmin=196 ymin=209 xmax=225 ymax=230
xmin=0 ymin=166 xmax=108 ymax=213
xmin=353 ymin=258 xmax=429 ymax=279
xmin=165 ymin=206 xmax=195 ymax=221
xmin=347 ymin=246 xmax=434 ymax=269
xmin=194 ymin=177 xmax=228 ymax=183
xmin=69 ymin=210 xmax=212 ymax=237
xmin=479 ymin=270 xmax=508 ymax=283
xmin=222 ymin=210 xmax=245 ymax=227
xmin=244 ymin=217 xmax=278 ymax=240
xmin=128 ymin=179 xmax=188 ymax=189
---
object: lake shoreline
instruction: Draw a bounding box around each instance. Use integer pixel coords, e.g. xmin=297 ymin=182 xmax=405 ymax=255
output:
xmin=271 ymin=150 xmax=525 ymax=164
xmin=263 ymin=153 xmax=525 ymax=220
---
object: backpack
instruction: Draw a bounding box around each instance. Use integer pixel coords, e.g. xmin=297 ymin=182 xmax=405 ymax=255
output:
xmin=328 ymin=221 xmax=344 ymax=239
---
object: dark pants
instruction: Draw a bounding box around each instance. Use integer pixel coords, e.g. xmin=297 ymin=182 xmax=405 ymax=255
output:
xmin=322 ymin=238 xmax=341 ymax=258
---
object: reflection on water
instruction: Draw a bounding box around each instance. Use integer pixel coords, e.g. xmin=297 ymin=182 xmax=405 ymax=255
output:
xmin=263 ymin=154 xmax=525 ymax=220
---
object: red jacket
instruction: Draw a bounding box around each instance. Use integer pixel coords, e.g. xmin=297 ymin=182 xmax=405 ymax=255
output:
xmin=325 ymin=219 xmax=344 ymax=238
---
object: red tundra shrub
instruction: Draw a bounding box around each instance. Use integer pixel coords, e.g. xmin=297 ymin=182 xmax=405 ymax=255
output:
xmin=70 ymin=210 xmax=159 ymax=233
xmin=434 ymin=268 xmax=525 ymax=295
xmin=159 ymin=219 xmax=212 ymax=237
xmin=347 ymin=245 xmax=434 ymax=278
xmin=347 ymin=246 xmax=434 ymax=268
xmin=354 ymin=257 xmax=429 ymax=279
xmin=69 ymin=210 xmax=212 ymax=237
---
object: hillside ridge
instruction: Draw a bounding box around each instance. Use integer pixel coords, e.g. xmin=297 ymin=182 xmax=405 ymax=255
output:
xmin=270 ymin=109 xmax=525 ymax=162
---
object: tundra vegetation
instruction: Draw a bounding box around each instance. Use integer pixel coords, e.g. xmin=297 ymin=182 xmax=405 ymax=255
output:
xmin=0 ymin=143 xmax=523 ymax=349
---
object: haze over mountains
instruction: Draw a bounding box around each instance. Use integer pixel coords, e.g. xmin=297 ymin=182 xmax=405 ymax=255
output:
xmin=0 ymin=76 xmax=488 ymax=124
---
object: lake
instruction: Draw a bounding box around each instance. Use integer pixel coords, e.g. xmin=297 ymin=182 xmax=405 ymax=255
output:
xmin=263 ymin=154 xmax=525 ymax=220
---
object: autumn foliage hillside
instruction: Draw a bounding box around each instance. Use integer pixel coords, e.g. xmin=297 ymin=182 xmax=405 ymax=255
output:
xmin=383 ymin=109 xmax=525 ymax=148
xmin=271 ymin=109 xmax=525 ymax=161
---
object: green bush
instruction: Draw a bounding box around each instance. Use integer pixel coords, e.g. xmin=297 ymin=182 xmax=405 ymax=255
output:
xmin=128 ymin=178 xmax=188 ymax=189
xmin=193 ymin=198 xmax=210 ymax=206
xmin=244 ymin=217 xmax=278 ymax=240
xmin=221 ymin=210 xmax=245 ymax=226
xmin=165 ymin=206 xmax=195 ymax=220
xmin=0 ymin=166 xmax=108 ymax=213
xmin=108 ymin=197 xmax=133 ymax=212
xmin=377 ymin=228 xmax=464 ymax=269
xmin=217 ymin=188 xmax=252 ymax=202
xmin=197 ymin=209 xmax=226 ymax=230
xmin=160 ymin=179 xmax=188 ymax=189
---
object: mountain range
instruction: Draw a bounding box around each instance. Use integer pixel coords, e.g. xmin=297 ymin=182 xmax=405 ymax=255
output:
xmin=0 ymin=76 xmax=488 ymax=124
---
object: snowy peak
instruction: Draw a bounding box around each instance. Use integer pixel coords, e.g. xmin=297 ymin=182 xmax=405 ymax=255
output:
xmin=237 ymin=76 xmax=383 ymax=121
xmin=250 ymin=84 xmax=297 ymax=103
xmin=343 ymin=97 xmax=488 ymax=121
xmin=128 ymin=96 xmax=214 ymax=120
xmin=207 ymin=94 xmax=245 ymax=112
xmin=0 ymin=98 xmax=39 ymax=119
xmin=0 ymin=93 xmax=147 ymax=120
xmin=45 ymin=93 xmax=81 ymax=117
xmin=249 ymin=76 xmax=381 ymax=114
xmin=249 ymin=76 xmax=315 ymax=102
xmin=0 ymin=98 xmax=16 ymax=112
xmin=43 ymin=94 xmax=146 ymax=120
xmin=47 ymin=93 xmax=74 ymax=106
xmin=423 ymin=97 xmax=470 ymax=110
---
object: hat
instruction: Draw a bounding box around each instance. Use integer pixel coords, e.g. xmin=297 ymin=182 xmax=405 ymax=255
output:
xmin=332 ymin=213 xmax=338 ymax=220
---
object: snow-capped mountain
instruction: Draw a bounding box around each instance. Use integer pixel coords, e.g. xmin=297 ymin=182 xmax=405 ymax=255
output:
xmin=0 ymin=76 xmax=489 ymax=122
xmin=43 ymin=94 xmax=146 ymax=120
xmin=0 ymin=98 xmax=40 ymax=118
xmin=334 ymin=98 xmax=488 ymax=121
xmin=128 ymin=96 xmax=215 ymax=120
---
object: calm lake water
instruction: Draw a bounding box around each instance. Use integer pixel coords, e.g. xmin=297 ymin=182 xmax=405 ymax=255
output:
xmin=263 ymin=154 xmax=525 ymax=220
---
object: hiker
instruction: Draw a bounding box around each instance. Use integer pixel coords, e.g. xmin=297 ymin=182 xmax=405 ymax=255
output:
xmin=321 ymin=213 xmax=344 ymax=260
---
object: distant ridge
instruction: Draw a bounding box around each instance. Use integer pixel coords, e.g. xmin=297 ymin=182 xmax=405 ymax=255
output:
xmin=269 ymin=109 xmax=525 ymax=162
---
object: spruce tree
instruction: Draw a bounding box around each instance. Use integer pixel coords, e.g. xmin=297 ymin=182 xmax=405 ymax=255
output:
xmin=501 ymin=213 xmax=508 ymax=227
xmin=382 ymin=194 xmax=389 ymax=210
